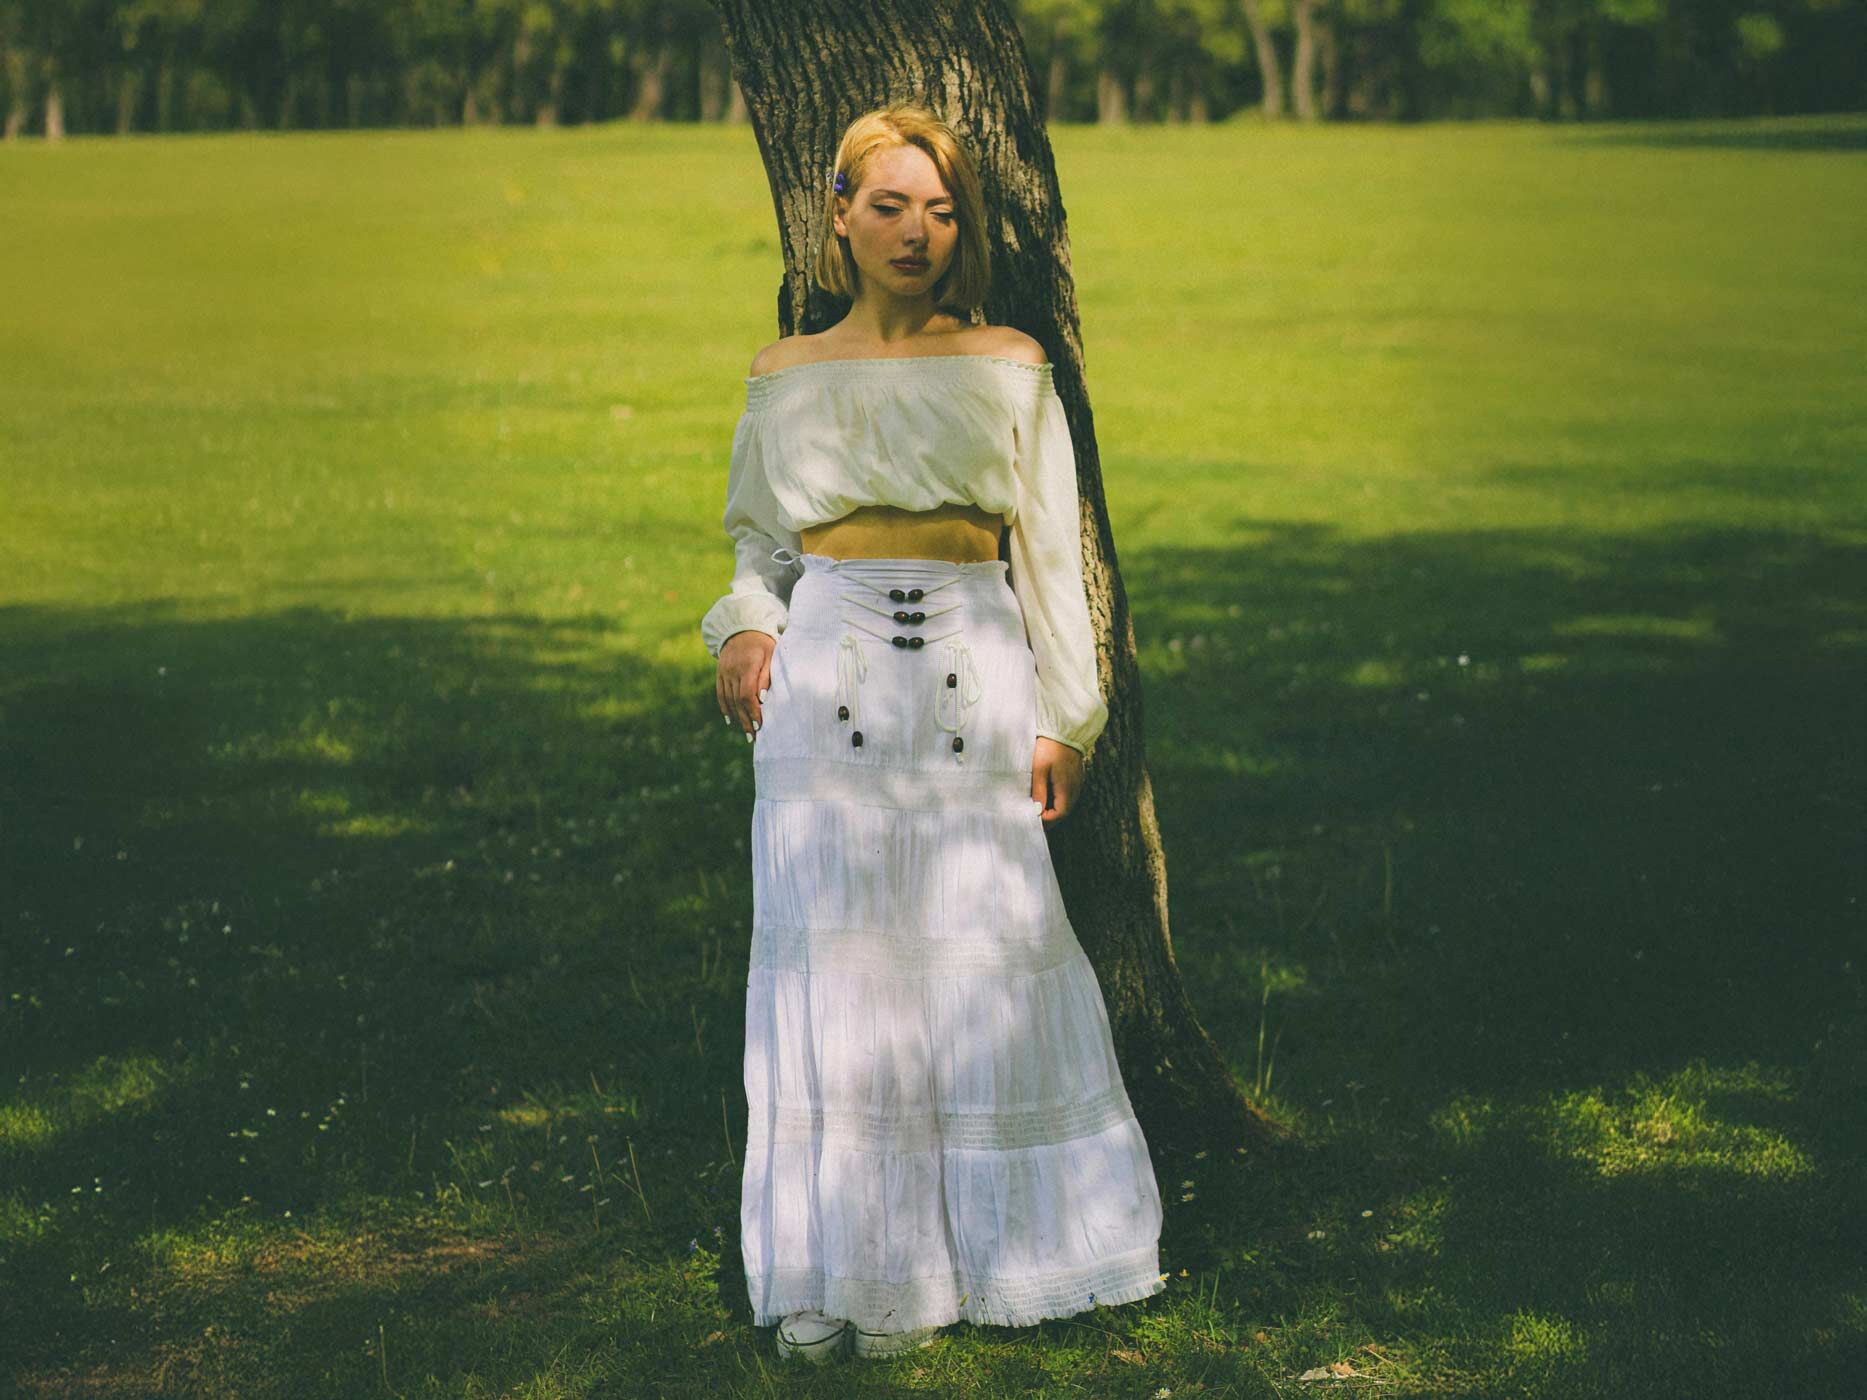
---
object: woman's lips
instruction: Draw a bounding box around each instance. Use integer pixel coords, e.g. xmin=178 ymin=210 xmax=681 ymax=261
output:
xmin=891 ymin=259 xmax=928 ymax=270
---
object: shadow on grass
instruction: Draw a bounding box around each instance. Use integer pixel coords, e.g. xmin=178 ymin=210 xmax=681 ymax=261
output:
xmin=1 ymin=520 xmax=1862 ymax=1395
xmin=1554 ymin=113 xmax=1867 ymax=154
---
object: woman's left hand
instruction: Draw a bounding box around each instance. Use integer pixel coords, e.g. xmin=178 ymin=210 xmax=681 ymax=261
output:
xmin=1032 ymin=738 xmax=1085 ymax=826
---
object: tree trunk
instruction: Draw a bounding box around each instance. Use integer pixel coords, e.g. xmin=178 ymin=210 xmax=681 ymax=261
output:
xmin=700 ymin=42 xmax=729 ymax=120
xmin=1346 ymin=29 xmax=1381 ymax=117
xmin=1557 ymin=28 xmax=1579 ymax=118
xmin=1238 ymin=0 xmax=1284 ymax=119
xmin=1096 ymin=64 xmax=1125 ymax=123
xmin=116 ymin=68 xmax=140 ymax=134
xmin=708 ymin=0 xmax=1292 ymax=1160
xmin=1529 ymin=49 xmax=1552 ymax=118
xmin=4 ymin=44 xmax=30 ymax=139
xmin=1046 ymin=40 xmax=1066 ymax=123
xmin=630 ymin=46 xmax=670 ymax=120
xmin=1131 ymin=62 xmax=1154 ymax=120
xmin=1318 ymin=8 xmax=1342 ymax=119
xmin=537 ymin=37 xmax=572 ymax=126
xmin=1291 ymin=0 xmax=1317 ymax=121
xmin=155 ymin=59 xmax=173 ymax=132
xmin=44 ymin=74 xmax=64 ymax=141
xmin=1582 ymin=20 xmax=1608 ymax=118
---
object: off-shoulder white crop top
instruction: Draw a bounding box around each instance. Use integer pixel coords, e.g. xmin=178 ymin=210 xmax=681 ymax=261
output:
xmin=699 ymin=354 xmax=1108 ymax=757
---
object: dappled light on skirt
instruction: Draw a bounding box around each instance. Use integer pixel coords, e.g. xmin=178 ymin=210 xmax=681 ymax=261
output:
xmin=739 ymin=552 xmax=1165 ymax=1335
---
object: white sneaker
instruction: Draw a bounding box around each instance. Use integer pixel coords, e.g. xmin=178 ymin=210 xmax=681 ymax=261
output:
xmin=774 ymin=1308 xmax=851 ymax=1364
xmin=851 ymin=1321 xmax=941 ymax=1358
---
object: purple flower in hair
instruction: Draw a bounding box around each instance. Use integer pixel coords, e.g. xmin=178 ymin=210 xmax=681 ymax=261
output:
xmin=833 ymin=171 xmax=846 ymax=194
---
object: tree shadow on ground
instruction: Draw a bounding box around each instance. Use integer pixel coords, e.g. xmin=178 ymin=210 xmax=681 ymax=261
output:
xmin=1 ymin=518 xmax=1862 ymax=1394
xmin=1554 ymin=115 xmax=1867 ymax=154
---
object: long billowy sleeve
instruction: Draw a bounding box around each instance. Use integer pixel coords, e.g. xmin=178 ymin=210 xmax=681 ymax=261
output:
xmin=699 ymin=408 xmax=801 ymax=659
xmin=1007 ymin=376 xmax=1109 ymax=758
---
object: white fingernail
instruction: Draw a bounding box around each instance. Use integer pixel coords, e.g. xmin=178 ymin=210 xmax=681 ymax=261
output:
xmin=745 ymin=732 xmax=753 ymax=743
xmin=752 ymin=719 xmax=760 ymax=731
xmin=758 ymin=689 xmax=769 ymax=702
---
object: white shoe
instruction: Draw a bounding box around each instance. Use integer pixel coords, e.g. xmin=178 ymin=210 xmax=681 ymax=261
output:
xmin=851 ymin=1321 xmax=941 ymax=1358
xmin=774 ymin=1308 xmax=851 ymax=1364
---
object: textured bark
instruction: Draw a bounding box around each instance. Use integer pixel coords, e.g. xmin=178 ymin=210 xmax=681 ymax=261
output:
xmin=710 ymin=0 xmax=1291 ymax=1159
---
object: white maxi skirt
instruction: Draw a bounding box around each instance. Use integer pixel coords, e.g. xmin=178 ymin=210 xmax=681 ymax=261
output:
xmin=742 ymin=549 xmax=1167 ymax=1335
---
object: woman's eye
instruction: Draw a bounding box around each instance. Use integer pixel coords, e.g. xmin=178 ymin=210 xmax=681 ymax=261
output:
xmin=873 ymin=205 xmax=955 ymax=223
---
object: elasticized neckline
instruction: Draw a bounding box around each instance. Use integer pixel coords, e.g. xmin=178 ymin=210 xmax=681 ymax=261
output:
xmin=743 ymin=354 xmax=1052 ymax=408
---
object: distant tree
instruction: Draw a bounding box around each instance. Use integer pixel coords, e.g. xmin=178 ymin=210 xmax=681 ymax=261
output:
xmin=1239 ymin=0 xmax=1285 ymax=117
xmin=13 ymin=0 xmax=119 ymax=139
xmin=0 ymin=1 xmax=30 ymax=139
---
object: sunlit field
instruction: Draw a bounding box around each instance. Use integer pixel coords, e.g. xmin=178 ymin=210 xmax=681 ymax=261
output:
xmin=3 ymin=113 xmax=1864 ymax=1397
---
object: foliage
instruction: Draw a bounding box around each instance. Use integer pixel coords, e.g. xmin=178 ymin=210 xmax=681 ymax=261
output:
xmin=0 ymin=0 xmax=1860 ymax=134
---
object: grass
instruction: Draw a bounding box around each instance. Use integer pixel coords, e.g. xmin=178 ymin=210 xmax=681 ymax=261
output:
xmin=2 ymin=111 xmax=1864 ymax=1397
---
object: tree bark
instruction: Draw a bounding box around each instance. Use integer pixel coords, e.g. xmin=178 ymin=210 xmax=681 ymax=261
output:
xmin=709 ymin=0 xmax=1292 ymax=1159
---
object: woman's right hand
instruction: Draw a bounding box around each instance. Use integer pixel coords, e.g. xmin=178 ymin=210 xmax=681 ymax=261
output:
xmin=716 ymin=629 xmax=776 ymax=740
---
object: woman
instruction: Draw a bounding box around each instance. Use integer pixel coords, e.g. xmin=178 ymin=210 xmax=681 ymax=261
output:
xmin=702 ymin=102 xmax=1165 ymax=1363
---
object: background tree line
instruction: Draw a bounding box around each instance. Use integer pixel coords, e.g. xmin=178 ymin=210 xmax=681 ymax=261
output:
xmin=2 ymin=0 xmax=1861 ymax=140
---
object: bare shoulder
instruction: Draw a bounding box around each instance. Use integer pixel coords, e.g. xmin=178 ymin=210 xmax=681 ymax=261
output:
xmin=748 ymin=334 xmax=817 ymax=377
xmin=976 ymin=325 xmax=1048 ymax=366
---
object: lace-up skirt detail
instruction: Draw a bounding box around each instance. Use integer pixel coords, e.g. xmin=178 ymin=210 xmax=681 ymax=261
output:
xmin=740 ymin=550 xmax=1166 ymax=1335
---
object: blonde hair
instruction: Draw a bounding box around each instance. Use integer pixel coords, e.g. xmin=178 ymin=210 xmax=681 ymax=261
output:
xmin=812 ymin=102 xmax=990 ymax=317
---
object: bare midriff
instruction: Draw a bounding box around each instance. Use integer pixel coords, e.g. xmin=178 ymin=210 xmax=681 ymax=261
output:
xmin=800 ymin=502 xmax=1003 ymax=564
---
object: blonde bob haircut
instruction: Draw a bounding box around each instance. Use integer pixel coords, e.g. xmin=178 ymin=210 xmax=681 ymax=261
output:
xmin=812 ymin=102 xmax=990 ymax=317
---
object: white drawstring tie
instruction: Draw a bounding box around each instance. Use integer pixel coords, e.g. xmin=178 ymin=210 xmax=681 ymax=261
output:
xmin=835 ymin=632 xmax=869 ymax=746
xmin=933 ymin=638 xmax=983 ymax=763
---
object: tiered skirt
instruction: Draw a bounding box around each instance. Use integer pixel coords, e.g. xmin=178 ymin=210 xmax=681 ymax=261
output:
xmin=741 ymin=551 xmax=1166 ymax=1335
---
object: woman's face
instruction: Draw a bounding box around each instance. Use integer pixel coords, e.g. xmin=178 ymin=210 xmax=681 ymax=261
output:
xmin=832 ymin=143 xmax=958 ymax=300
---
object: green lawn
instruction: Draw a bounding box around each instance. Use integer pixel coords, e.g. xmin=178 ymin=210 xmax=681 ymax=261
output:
xmin=2 ymin=112 xmax=1864 ymax=1397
